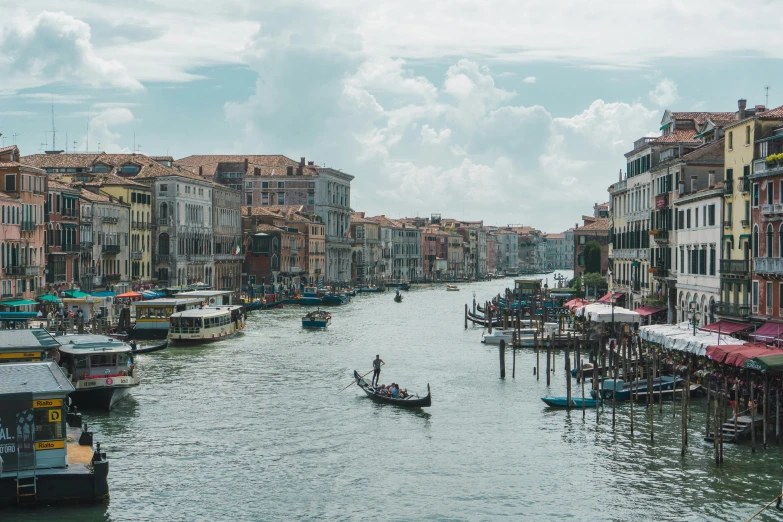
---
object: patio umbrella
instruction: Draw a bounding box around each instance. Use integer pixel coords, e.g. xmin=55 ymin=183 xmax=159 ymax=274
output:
xmin=116 ymin=291 xmax=141 ymax=299
xmin=36 ymin=294 xmax=61 ymax=303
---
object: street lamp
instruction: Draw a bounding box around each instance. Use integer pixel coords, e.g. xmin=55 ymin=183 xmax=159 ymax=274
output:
xmin=687 ymin=300 xmax=702 ymax=336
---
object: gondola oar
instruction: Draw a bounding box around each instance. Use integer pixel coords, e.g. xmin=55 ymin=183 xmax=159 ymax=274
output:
xmin=340 ymin=368 xmax=374 ymax=392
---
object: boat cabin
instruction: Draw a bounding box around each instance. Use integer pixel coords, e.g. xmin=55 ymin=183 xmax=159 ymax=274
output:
xmin=0 ymin=362 xmax=74 ymax=473
xmin=169 ymin=305 xmax=245 ymax=342
xmin=514 ymin=279 xmax=542 ymax=301
xmin=172 ymin=290 xmax=235 ymax=306
xmin=133 ymin=298 xmax=204 ymax=328
xmin=0 ymin=329 xmax=61 ymax=364
xmin=56 ymin=335 xmax=135 ymax=386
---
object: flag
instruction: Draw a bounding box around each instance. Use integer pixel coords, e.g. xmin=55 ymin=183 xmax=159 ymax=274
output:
xmin=234 ymin=238 xmax=242 ymax=255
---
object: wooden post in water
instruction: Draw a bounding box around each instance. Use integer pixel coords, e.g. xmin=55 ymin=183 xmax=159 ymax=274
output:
xmin=630 ymin=347 xmax=635 ymax=437
xmin=672 ymin=352 xmax=678 ymax=419
xmin=649 ymin=351 xmax=654 ymax=442
xmin=734 ymin=382 xmax=739 ymax=448
xmin=464 ymin=304 xmax=468 ymax=329
xmin=751 ymin=377 xmax=756 ymax=453
xmin=777 ymin=388 xmax=780 ymax=446
xmin=576 ymin=335 xmax=581 ymax=383
xmin=503 ymin=312 xmax=508 ymax=331
xmin=551 ymin=332 xmax=555 ymax=374
xmin=488 ymin=304 xmax=493 ymax=334
xmin=658 ymin=354 xmax=663 ymax=415
xmin=512 ymin=332 xmax=516 ymax=378
xmin=705 ymin=374 xmax=711 ymax=438
xmin=546 ymin=337 xmax=551 ymax=386
xmin=499 ymin=340 xmax=506 ymax=379
xmin=764 ymin=373 xmax=769 ymax=450
xmin=681 ymin=369 xmax=687 ymax=456
xmin=565 ymin=339 xmax=572 ymax=408
xmin=535 ymin=332 xmax=539 ymax=379
xmin=720 ymin=377 xmax=726 ymax=463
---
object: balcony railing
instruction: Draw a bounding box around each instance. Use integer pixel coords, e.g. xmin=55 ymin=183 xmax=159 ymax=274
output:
xmin=610 ymin=248 xmax=649 ymax=261
xmin=102 ymin=216 xmax=119 ymax=224
xmin=720 ymin=259 xmax=749 ymax=277
xmin=104 ymin=274 xmax=121 ymax=283
xmin=627 ymin=209 xmax=650 ymax=223
xmin=81 ymin=241 xmax=94 ymax=250
xmin=81 ymin=214 xmax=92 ymax=222
xmin=131 ymin=250 xmax=143 ymax=260
xmin=754 ymin=257 xmax=783 ymax=275
xmin=156 ymin=255 xmax=170 ymax=264
xmin=740 ymin=177 xmax=750 ymax=193
xmin=761 ymin=203 xmax=783 ymax=215
xmin=723 ymin=182 xmax=734 ymax=195
xmin=102 ymin=244 xmax=121 ymax=255
xmin=20 ymin=221 xmax=34 ymax=231
xmin=652 ymin=267 xmax=669 ymax=278
xmin=754 ymin=158 xmax=768 ymax=175
xmin=741 ymin=219 xmax=750 ymax=227
xmin=5 ymin=265 xmax=40 ymax=276
xmin=651 ymin=230 xmax=669 ymax=244
xmin=61 ymin=208 xmax=77 ymax=218
xmin=715 ymin=302 xmax=750 ymax=319
xmin=62 ymin=244 xmax=80 ymax=253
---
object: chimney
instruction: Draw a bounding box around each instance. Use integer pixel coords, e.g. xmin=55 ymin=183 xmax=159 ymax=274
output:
xmin=296 ymin=165 xmax=303 ymax=176
xmin=254 ymin=167 xmax=260 ymax=176
xmin=300 ymin=157 xmax=305 ymax=166
xmin=690 ymin=175 xmax=697 ymax=193
xmin=244 ymin=158 xmax=249 ymax=172
xmin=308 ymin=161 xmax=314 ymax=166
xmin=286 ymin=166 xmax=293 ymax=176
xmin=619 ymin=169 xmax=622 ymax=182
xmin=738 ymin=98 xmax=747 ymax=120
xmin=198 ymin=166 xmax=202 ymax=177
xmin=708 ymin=171 xmax=715 ymax=188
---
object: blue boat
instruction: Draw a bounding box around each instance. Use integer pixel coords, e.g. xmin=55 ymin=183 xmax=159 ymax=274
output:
xmin=591 ymin=376 xmax=682 ymax=401
xmin=298 ymin=296 xmax=323 ymax=306
xmin=302 ymin=310 xmax=331 ymax=328
xmin=356 ymin=286 xmax=384 ymax=293
xmin=322 ymin=294 xmax=350 ymax=305
xmin=541 ymin=397 xmax=601 ymax=408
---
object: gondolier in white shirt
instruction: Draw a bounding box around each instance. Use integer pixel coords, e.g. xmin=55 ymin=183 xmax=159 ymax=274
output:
xmin=372 ymin=355 xmax=385 ymax=387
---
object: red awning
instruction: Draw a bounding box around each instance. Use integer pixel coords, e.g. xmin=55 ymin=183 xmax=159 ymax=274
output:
xmin=750 ymin=322 xmax=783 ymax=345
xmin=598 ymin=292 xmax=623 ymax=304
xmin=706 ymin=343 xmax=783 ymax=367
xmin=564 ymin=298 xmax=591 ymax=311
xmin=635 ymin=305 xmax=666 ymax=317
xmin=700 ymin=320 xmax=751 ymax=335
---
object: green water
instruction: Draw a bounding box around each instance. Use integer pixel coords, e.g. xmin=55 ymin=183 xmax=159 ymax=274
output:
xmin=6 ymin=273 xmax=783 ymax=521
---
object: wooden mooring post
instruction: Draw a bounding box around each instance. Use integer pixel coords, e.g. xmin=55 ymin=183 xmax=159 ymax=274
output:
xmin=535 ymin=332 xmax=539 ymax=379
xmin=565 ymin=334 xmax=572 ymax=408
xmin=464 ymin=304 xmax=468 ymax=329
xmin=763 ymin=373 xmax=768 ymax=450
xmin=705 ymin=374 xmax=711 ymax=439
xmin=751 ymin=378 xmax=757 ymax=453
xmin=648 ymin=351 xmax=654 ymax=442
xmin=546 ymin=337 xmax=551 ymax=386
xmin=499 ymin=340 xmax=506 ymax=379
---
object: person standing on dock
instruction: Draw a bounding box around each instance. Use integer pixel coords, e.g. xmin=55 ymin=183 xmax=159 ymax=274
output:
xmin=372 ymin=355 xmax=385 ymax=386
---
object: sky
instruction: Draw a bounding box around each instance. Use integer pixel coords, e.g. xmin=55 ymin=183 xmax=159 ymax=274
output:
xmin=1 ymin=1 xmax=782 ymax=232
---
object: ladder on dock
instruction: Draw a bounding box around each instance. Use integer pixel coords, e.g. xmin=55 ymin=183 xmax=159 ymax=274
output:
xmin=16 ymin=471 xmax=37 ymax=505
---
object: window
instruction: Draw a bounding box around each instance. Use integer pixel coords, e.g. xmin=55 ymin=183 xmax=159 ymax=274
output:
xmin=746 ymin=125 xmax=751 ymax=145
xmin=131 ymin=193 xmax=137 ymax=203
xmin=277 ymin=182 xmax=285 ymax=188
xmin=277 ymin=192 xmax=285 ymax=205
xmin=695 ymin=208 xmax=698 ymax=228
xmin=727 ymin=202 xmax=732 ymax=222
xmin=578 ymin=254 xmax=584 ymax=266
xmin=768 ymin=182 xmax=775 ymax=205
xmin=728 ymin=131 xmax=733 ymax=150
xmin=768 ymin=282 xmax=774 ymax=311
xmin=4 ymin=174 xmax=15 ymax=192
xmin=686 ymin=209 xmax=691 ymax=228
xmin=160 ymin=184 xmax=168 ymax=193
xmin=753 ymin=183 xmax=759 ymax=207
xmin=753 ymin=226 xmax=759 ymax=257
xmin=261 ymin=193 xmax=269 ymax=205
xmin=246 ymin=192 xmax=253 ymax=205
xmin=709 ymin=246 xmax=716 ymax=275
xmin=579 ymin=236 xmax=586 ymax=245
xmin=245 ymin=181 xmax=253 ymax=189
xmin=768 ymin=225 xmax=774 ymax=258
xmin=708 ymin=204 xmax=715 ymax=226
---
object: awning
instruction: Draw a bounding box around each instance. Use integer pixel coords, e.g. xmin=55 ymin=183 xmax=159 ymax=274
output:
xmin=0 ymin=312 xmax=37 ymax=321
xmin=90 ymin=291 xmax=116 ymax=297
xmin=700 ymin=320 xmax=751 ymax=335
xmin=756 ymin=133 xmax=783 ymax=143
xmin=63 ymin=290 xmax=90 ymax=298
xmin=598 ymin=292 xmax=624 ymax=304
xmin=745 ymin=354 xmax=783 ymax=372
xmin=116 ymin=291 xmax=141 ymax=298
xmin=0 ymin=299 xmax=38 ymax=307
xmin=706 ymin=343 xmax=783 ymax=367
xmin=253 ymin=233 xmax=269 ymax=237
xmin=640 ymin=322 xmax=744 ymax=356
xmin=749 ymin=322 xmax=783 ymax=344
xmin=635 ymin=305 xmax=666 ymax=317
xmin=36 ymin=294 xmax=61 ymax=303
xmin=564 ymin=298 xmax=591 ymax=311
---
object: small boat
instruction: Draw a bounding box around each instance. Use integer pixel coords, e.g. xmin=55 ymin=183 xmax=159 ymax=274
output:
xmin=591 ymin=376 xmax=683 ymax=401
xmin=322 ymin=294 xmax=350 ymax=306
xmin=169 ymin=305 xmax=246 ymax=344
xmin=387 ymin=282 xmax=411 ymax=290
xmin=356 ymin=286 xmax=384 ymax=293
xmin=353 ymin=370 xmax=431 ymax=408
xmin=541 ymin=396 xmax=601 ymax=408
xmin=302 ymin=310 xmax=331 ymax=328
xmin=482 ymin=327 xmax=539 ymax=345
xmin=446 ymin=284 xmax=459 ymax=291
xmin=130 ymin=340 xmax=169 ymax=354
xmin=394 ymin=294 xmax=403 ymax=303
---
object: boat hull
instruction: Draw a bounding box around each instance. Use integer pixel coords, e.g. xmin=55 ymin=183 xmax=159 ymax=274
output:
xmin=541 ymin=397 xmax=600 ymax=408
xmin=70 ymin=386 xmax=132 ymax=411
xmin=169 ymin=328 xmax=244 ymax=345
xmin=353 ymin=370 xmax=430 ymax=408
xmin=302 ymin=319 xmax=330 ymax=328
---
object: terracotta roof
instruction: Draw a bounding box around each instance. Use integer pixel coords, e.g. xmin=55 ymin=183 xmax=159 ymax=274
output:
xmin=134 ymin=161 xmax=210 ymax=183
xmin=84 ymin=172 xmax=149 ymax=189
xmin=653 ymin=128 xmax=701 ymax=144
xmin=0 ymin=161 xmax=46 ymax=174
xmin=0 ymin=145 xmax=18 ymax=154
xmin=678 ymin=137 xmax=725 ymax=163
xmin=79 ymin=188 xmax=121 ymax=204
xmin=47 ymin=180 xmax=78 ymax=193
xmin=368 ymin=215 xmax=402 ymax=228
xmin=21 ymin=153 xmax=150 ymax=169
xmin=758 ymin=105 xmax=783 ymax=120
xmin=545 ymin=233 xmax=565 ymax=239
xmin=671 ymin=112 xmax=735 ymax=125
xmin=351 ymin=214 xmax=379 ymax=225
xmin=254 ymin=223 xmax=284 ymax=233
xmin=577 ymin=218 xmax=610 ymax=231
xmin=176 ymin=155 xmax=300 ymax=176
xmin=149 ymin=156 xmax=174 ymax=162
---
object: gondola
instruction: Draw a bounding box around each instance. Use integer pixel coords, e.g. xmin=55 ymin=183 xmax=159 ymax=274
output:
xmin=466 ymin=310 xmax=503 ymax=327
xmin=394 ymin=294 xmax=403 ymax=303
xmin=130 ymin=340 xmax=169 ymax=354
xmin=541 ymin=396 xmax=600 ymax=408
xmin=353 ymin=370 xmax=431 ymax=408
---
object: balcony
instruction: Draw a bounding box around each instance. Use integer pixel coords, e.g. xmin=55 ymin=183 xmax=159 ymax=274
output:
xmin=723 ymin=220 xmax=732 ymax=228
xmin=81 ymin=241 xmax=94 ymax=250
xmin=739 ymin=177 xmax=750 ymax=193
xmin=754 ymin=257 xmax=783 ymax=275
xmin=156 ymin=255 xmax=171 ymax=264
xmin=720 ymin=259 xmax=749 ymax=277
xmin=627 ymin=209 xmax=650 ymax=223
xmin=762 ymin=203 xmax=783 ymax=215
xmin=741 ymin=219 xmax=750 ymax=227
xmin=610 ymin=248 xmax=649 ymax=261
xmin=215 ymin=253 xmax=242 ymax=261
xmin=651 ymin=229 xmax=669 ymax=244
xmin=62 ymin=243 xmax=80 ymax=253
xmin=81 ymin=214 xmax=92 ymax=222
xmin=723 ymin=182 xmax=734 ymax=195
xmin=102 ymin=244 xmax=121 ymax=255
xmin=5 ymin=265 xmax=40 ymax=277
xmin=131 ymin=250 xmax=143 ymax=260
xmin=61 ymin=208 xmax=77 ymax=219
xmin=290 ymin=267 xmax=301 ymax=274
xmin=715 ymin=301 xmax=750 ymax=319
xmin=102 ymin=216 xmax=119 ymax=224
xmin=104 ymin=274 xmax=121 ymax=284
xmin=754 ymin=158 xmax=768 ymax=175
xmin=46 ymin=271 xmax=67 ymax=284
xmin=652 ymin=267 xmax=669 ymax=279
xmin=20 ymin=221 xmax=34 ymax=232
xmin=609 ymin=179 xmax=627 ymax=194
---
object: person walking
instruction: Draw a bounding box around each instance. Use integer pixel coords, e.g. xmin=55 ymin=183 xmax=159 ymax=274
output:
xmin=372 ymin=354 xmax=385 ymax=387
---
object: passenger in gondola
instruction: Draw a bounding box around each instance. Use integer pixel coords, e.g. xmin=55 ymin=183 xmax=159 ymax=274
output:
xmin=391 ymin=384 xmax=399 ymax=398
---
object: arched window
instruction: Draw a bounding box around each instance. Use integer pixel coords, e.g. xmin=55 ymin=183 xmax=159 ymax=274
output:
xmin=767 ymin=224 xmax=774 ymax=258
xmin=753 ymin=225 xmax=759 ymax=258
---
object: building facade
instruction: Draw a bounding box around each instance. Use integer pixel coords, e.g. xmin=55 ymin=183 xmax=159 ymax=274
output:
xmin=45 ymin=181 xmax=80 ymax=292
xmin=78 ymin=189 xmax=130 ymax=293
xmin=212 ymin=184 xmax=243 ymax=291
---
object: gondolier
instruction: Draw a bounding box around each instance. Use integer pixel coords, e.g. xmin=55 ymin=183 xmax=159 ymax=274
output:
xmin=372 ymin=354 xmax=385 ymax=386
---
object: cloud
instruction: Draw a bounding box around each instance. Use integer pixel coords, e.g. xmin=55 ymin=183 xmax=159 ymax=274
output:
xmin=86 ymin=107 xmax=135 ymax=153
xmin=648 ymin=78 xmax=679 ymax=106
xmin=420 ymin=125 xmax=451 ymax=145
xmin=0 ymin=11 xmax=143 ymax=94
xmin=14 ymin=93 xmax=91 ymax=104
xmin=523 ymin=76 xmax=537 ymax=84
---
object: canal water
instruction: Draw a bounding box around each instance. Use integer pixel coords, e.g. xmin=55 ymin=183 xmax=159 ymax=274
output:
xmin=8 ymin=272 xmax=783 ymax=521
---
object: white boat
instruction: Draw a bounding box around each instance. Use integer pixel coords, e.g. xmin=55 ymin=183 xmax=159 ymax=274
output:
xmin=168 ymin=305 xmax=246 ymax=344
xmin=446 ymin=284 xmax=459 ymax=291
xmin=482 ymin=327 xmax=541 ymax=346
xmin=57 ymin=334 xmax=141 ymax=410
xmin=131 ymin=297 xmax=204 ymax=338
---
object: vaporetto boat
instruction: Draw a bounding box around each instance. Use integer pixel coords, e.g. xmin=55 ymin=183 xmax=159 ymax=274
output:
xmin=130 ymin=297 xmax=204 ymax=339
xmin=168 ymin=305 xmax=246 ymax=344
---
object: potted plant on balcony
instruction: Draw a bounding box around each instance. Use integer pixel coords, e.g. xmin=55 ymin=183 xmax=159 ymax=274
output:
xmin=766 ymin=152 xmax=783 ymax=168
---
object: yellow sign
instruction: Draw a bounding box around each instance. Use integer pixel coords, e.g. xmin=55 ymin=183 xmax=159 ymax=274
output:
xmin=0 ymin=351 xmax=41 ymax=360
xmin=48 ymin=409 xmax=62 ymax=422
xmin=35 ymin=440 xmax=65 ymax=451
xmin=33 ymin=399 xmax=63 ymax=409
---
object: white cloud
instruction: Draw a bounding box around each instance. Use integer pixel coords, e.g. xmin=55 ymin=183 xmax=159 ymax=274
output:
xmin=0 ymin=11 xmax=142 ymax=94
xmin=420 ymin=125 xmax=451 ymax=145
xmin=86 ymin=108 xmax=134 ymax=153
xmin=649 ymin=78 xmax=679 ymax=106
xmin=523 ymin=76 xmax=537 ymax=84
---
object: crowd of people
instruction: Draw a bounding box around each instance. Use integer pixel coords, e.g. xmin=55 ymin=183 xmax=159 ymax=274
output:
xmin=373 ymin=382 xmax=409 ymax=399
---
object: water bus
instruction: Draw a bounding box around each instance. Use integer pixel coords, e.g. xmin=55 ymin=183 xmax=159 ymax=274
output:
xmin=172 ymin=290 xmax=236 ymax=306
xmin=0 ymin=362 xmax=109 ymax=506
xmin=130 ymin=297 xmax=204 ymax=339
xmin=56 ymin=335 xmax=141 ymax=410
xmin=446 ymin=284 xmax=459 ymax=291
xmin=168 ymin=305 xmax=246 ymax=345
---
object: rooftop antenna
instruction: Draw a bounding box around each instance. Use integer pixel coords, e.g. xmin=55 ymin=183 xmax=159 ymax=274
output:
xmin=86 ymin=105 xmax=90 ymax=152
xmin=765 ymin=85 xmax=771 ymax=107
xmin=12 ymin=133 xmax=20 ymax=145
xmin=73 ymin=140 xmax=77 ymax=154
xmin=1 ymin=136 xmax=5 ymax=147
xmin=133 ymin=132 xmax=136 ymax=155
xmin=51 ymin=94 xmax=56 ymax=151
